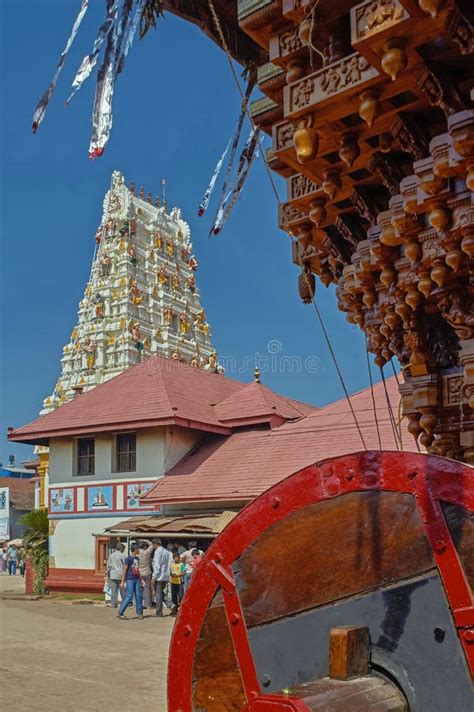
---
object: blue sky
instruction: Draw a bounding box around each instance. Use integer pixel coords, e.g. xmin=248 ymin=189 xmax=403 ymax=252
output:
xmin=0 ymin=1 xmax=381 ymax=464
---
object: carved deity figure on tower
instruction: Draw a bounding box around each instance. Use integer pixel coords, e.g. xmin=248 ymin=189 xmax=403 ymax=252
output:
xmin=99 ymin=251 xmax=112 ymax=276
xmin=163 ymin=305 xmax=174 ymax=326
xmin=92 ymin=292 xmax=105 ymax=318
xmin=82 ymin=338 xmax=95 ymax=369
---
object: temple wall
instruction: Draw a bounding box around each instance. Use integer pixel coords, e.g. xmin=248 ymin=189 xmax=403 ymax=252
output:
xmin=50 ymin=517 xmax=123 ymax=570
xmin=48 ymin=427 xmax=168 ymax=484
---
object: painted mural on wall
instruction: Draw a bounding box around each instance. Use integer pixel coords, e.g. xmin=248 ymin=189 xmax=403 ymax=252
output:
xmin=87 ymin=486 xmax=113 ymax=511
xmin=126 ymin=482 xmax=153 ymax=509
xmin=50 ymin=487 xmax=74 ymax=513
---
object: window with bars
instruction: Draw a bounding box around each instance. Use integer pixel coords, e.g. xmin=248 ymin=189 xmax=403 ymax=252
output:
xmin=76 ymin=438 xmax=95 ymax=475
xmin=116 ymin=433 xmax=136 ymax=473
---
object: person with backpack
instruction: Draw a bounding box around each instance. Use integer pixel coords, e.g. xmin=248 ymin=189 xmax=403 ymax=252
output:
xmin=117 ymin=543 xmax=144 ymax=620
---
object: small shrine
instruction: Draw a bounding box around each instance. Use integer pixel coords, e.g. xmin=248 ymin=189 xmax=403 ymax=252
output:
xmin=41 ymin=170 xmax=217 ymax=413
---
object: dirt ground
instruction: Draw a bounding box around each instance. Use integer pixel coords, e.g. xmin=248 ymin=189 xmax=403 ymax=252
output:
xmin=0 ymin=572 xmax=173 ymax=712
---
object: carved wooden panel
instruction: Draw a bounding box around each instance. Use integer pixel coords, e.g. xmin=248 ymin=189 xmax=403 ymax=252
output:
xmin=285 ymin=53 xmax=379 ymax=117
xmin=351 ymin=0 xmax=408 ymax=43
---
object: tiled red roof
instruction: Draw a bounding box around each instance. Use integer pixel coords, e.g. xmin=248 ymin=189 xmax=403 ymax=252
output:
xmin=8 ymin=357 xmax=246 ymax=441
xmin=143 ymin=376 xmax=418 ymax=505
xmin=214 ymin=381 xmax=310 ymax=423
xmin=8 ymin=356 xmax=317 ymax=443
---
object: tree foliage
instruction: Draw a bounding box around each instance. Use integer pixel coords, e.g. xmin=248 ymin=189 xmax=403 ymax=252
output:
xmin=18 ymin=508 xmax=49 ymax=595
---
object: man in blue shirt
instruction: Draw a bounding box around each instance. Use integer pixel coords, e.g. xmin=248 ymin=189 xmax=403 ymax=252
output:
xmin=117 ymin=543 xmax=144 ymax=620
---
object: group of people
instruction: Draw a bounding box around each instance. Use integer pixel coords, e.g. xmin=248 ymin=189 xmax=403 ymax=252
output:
xmin=106 ymin=539 xmax=203 ymax=620
xmin=1 ymin=544 xmax=25 ymax=576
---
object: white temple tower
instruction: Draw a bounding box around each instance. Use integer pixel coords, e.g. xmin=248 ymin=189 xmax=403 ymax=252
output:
xmin=41 ymin=170 xmax=217 ymax=413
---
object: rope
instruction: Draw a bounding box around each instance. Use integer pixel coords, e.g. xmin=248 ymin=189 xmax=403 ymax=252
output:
xmin=299 ymin=265 xmax=367 ymax=450
xmin=380 ymin=366 xmax=401 ymax=450
xmin=397 ymin=394 xmax=404 ymax=451
xmin=207 ymin=0 xmax=282 ymax=206
xmin=305 ymin=1 xmax=325 ymax=67
xmin=365 ymin=333 xmax=382 ymax=450
xmin=390 ymin=358 xmax=400 ymax=386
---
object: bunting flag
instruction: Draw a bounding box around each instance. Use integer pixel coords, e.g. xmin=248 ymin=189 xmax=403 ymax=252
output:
xmin=198 ymin=137 xmax=231 ymax=217
xmin=211 ymin=126 xmax=260 ymax=236
xmin=32 ymin=0 xmax=89 ymax=132
xmin=66 ymin=0 xmax=118 ymax=105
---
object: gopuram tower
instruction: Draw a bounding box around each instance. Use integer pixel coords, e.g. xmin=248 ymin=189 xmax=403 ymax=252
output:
xmin=41 ymin=170 xmax=217 ymax=413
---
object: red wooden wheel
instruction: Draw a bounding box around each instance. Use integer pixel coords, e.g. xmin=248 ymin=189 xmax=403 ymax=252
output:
xmin=168 ymin=451 xmax=473 ymax=711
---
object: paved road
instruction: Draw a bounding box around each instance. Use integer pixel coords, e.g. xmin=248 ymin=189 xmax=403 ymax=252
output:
xmin=0 ymin=575 xmax=173 ymax=712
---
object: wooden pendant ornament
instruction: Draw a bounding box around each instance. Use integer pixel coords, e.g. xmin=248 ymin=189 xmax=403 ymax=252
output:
xmin=380 ymin=266 xmax=396 ymax=286
xmin=418 ymin=272 xmax=434 ymax=298
xmin=428 ymin=202 xmax=450 ymax=232
xmin=445 ymin=245 xmax=463 ymax=271
xmin=381 ymin=39 xmax=408 ymax=81
xmin=287 ymin=60 xmax=305 ymax=84
xmin=294 ymin=121 xmax=319 ymax=164
xmin=298 ymin=268 xmax=315 ymax=303
xmin=320 ymin=267 xmax=333 ymax=287
xmin=385 ymin=309 xmax=398 ymax=330
xmin=339 ymin=135 xmax=360 ymax=168
xmin=362 ymin=289 xmax=377 ymax=307
xmin=405 ymin=285 xmax=422 ymax=310
xmin=418 ymin=0 xmax=443 ymax=18
xmin=309 ymin=198 xmax=327 ymax=227
xmin=322 ymin=170 xmax=342 ymax=200
xmin=395 ymin=299 xmax=411 ymax=322
xmin=405 ymin=239 xmax=422 ymax=264
xmin=430 ymin=260 xmax=449 ymax=287
xmin=359 ymin=90 xmax=380 ymax=127
xmin=379 ymin=133 xmax=393 ymax=153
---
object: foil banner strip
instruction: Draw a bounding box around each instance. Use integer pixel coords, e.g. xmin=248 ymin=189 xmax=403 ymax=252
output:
xmin=89 ymin=2 xmax=120 ymax=157
xmin=32 ymin=0 xmax=89 ymax=132
xmin=211 ymin=126 xmax=260 ymax=236
xmin=66 ymin=0 xmax=119 ymax=104
xmin=198 ymin=137 xmax=231 ymax=217
xmin=117 ymin=0 xmax=146 ymax=77
xmin=218 ymin=77 xmax=255 ymax=205
xmin=89 ymin=0 xmax=145 ymax=157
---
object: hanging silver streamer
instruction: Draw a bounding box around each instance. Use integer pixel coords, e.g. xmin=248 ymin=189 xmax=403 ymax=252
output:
xmin=89 ymin=0 xmax=145 ymax=157
xmin=66 ymin=0 xmax=118 ymax=105
xmin=89 ymin=4 xmax=119 ymax=158
xmin=211 ymin=126 xmax=260 ymax=236
xmin=32 ymin=0 xmax=89 ymax=132
xmin=198 ymin=137 xmax=231 ymax=216
xmin=217 ymin=77 xmax=255 ymax=206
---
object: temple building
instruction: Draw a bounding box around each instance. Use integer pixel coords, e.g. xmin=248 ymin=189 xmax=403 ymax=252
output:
xmin=34 ymin=170 xmax=219 ymax=509
xmin=8 ymin=355 xmax=414 ymax=593
xmin=42 ymin=170 xmax=216 ymax=414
